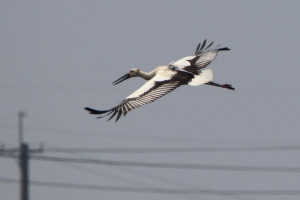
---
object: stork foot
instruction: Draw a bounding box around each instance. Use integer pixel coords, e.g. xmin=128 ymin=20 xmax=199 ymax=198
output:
xmin=222 ymin=84 xmax=235 ymax=90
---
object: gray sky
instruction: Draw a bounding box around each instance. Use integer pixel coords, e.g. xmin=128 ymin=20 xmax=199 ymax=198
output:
xmin=1 ymin=0 xmax=300 ymax=200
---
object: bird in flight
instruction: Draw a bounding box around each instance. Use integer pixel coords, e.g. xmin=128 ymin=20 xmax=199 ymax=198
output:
xmin=85 ymin=40 xmax=234 ymax=122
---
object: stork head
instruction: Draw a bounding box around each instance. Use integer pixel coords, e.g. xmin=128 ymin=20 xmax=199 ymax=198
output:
xmin=128 ymin=68 xmax=140 ymax=77
xmin=112 ymin=68 xmax=140 ymax=85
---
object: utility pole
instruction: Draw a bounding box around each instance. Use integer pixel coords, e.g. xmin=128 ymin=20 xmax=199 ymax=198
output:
xmin=0 ymin=111 xmax=43 ymax=200
xmin=18 ymin=111 xmax=29 ymax=200
xmin=18 ymin=112 xmax=26 ymax=146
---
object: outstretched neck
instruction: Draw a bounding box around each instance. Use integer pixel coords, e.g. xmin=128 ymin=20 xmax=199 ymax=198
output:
xmin=137 ymin=69 xmax=157 ymax=80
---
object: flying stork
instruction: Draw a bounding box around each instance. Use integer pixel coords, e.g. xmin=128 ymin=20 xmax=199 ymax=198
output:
xmin=85 ymin=40 xmax=234 ymax=122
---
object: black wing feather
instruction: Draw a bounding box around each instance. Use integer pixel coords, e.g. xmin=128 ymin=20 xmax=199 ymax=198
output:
xmin=187 ymin=40 xmax=230 ymax=71
xmin=204 ymin=41 xmax=214 ymax=51
xmin=195 ymin=43 xmax=201 ymax=54
xmin=195 ymin=39 xmax=230 ymax=55
xmin=200 ymin=39 xmax=206 ymax=51
xmin=84 ymin=107 xmax=110 ymax=115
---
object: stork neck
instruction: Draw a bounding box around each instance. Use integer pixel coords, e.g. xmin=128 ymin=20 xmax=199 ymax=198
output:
xmin=137 ymin=69 xmax=156 ymax=80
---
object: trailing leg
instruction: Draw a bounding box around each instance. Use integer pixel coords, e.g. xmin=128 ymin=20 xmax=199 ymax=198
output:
xmin=205 ymin=81 xmax=235 ymax=90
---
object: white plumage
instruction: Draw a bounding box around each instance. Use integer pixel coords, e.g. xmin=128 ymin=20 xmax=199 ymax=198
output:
xmin=188 ymin=69 xmax=213 ymax=86
xmin=85 ymin=40 xmax=234 ymax=122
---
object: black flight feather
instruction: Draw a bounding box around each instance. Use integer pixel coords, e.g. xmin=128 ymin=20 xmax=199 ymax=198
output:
xmin=84 ymin=107 xmax=110 ymax=115
xmin=200 ymin=39 xmax=206 ymax=50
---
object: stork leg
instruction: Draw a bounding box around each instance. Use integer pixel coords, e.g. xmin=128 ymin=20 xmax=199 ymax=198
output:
xmin=205 ymin=81 xmax=235 ymax=90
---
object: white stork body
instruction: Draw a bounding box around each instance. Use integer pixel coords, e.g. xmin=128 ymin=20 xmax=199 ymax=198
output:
xmin=125 ymin=67 xmax=212 ymax=99
xmin=85 ymin=40 xmax=234 ymax=122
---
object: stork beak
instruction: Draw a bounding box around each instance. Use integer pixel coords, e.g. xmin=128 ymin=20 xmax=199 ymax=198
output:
xmin=112 ymin=73 xmax=131 ymax=85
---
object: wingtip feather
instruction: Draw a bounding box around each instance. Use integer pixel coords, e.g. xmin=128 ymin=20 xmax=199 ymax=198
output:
xmin=84 ymin=107 xmax=110 ymax=115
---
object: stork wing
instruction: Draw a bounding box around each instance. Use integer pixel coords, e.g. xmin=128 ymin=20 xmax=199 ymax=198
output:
xmin=85 ymin=74 xmax=185 ymax=122
xmin=170 ymin=40 xmax=230 ymax=73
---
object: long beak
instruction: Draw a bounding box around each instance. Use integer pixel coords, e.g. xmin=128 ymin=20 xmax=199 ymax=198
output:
xmin=112 ymin=73 xmax=131 ymax=85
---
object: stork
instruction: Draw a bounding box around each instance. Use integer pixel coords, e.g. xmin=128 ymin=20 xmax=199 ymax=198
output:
xmin=85 ymin=40 xmax=234 ymax=122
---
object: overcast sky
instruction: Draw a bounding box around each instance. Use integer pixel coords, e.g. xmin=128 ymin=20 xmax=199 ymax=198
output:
xmin=1 ymin=1 xmax=300 ymax=200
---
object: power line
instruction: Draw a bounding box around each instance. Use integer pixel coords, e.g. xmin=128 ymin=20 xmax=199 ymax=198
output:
xmin=0 ymin=84 xmax=105 ymax=91
xmin=30 ymin=155 xmax=300 ymax=173
xmin=43 ymin=144 xmax=206 ymax=200
xmin=50 ymin=160 xmax=205 ymax=200
xmin=3 ymin=152 xmax=300 ymax=173
xmin=42 ymin=145 xmax=300 ymax=153
xmin=43 ymin=143 xmax=253 ymax=200
xmin=1 ymin=178 xmax=300 ymax=195
xmin=0 ymin=123 xmax=267 ymax=145
xmin=0 ymin=123 xmax=217 ymax=143
xmin=0 ymin=153 xmax=17 ymax=158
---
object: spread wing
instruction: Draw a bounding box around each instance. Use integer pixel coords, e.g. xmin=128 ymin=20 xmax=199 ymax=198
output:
xmin=85 ymin=71 xmax=193 ymax=122
xmin=169 ymin=40 xmax=230 ymax=74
